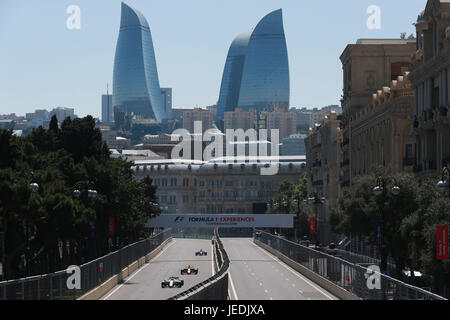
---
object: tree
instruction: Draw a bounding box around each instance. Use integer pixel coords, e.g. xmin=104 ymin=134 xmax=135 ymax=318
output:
xmin=266 ymin=174 xmax=312 ymax=240
xmin=330 ymin=167 xmax=421 ymax=278
xmin=49 ymin=115 xmax=59 ymax=134
xmin=0 ymin=117 xmax=162 ymax=279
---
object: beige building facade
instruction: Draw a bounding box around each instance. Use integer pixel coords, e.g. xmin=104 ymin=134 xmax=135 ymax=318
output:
xmin=350 ymin=73 xmax=416 ymax=177
xmin=305 ymin=112 xmax=341 ymax=245
xmin=409 ymin=0 xmax=450 ymax=177
xmin=182 ymin=108 xmax=213 ymax=133
xmin=340 ymin=38 xmax=416 ymax=187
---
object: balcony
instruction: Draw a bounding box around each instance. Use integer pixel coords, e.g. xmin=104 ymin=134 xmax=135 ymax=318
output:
xmin=341 ymin=159 xmax=350 ymax=167
xmin=341 ymin=180 xmax=350 ymax=188
xmin=403 ymin=157 xmax=415 ymax=167
xmin=413 ymin=163 xmax=423 ymax=173
xmin=341 ymin=138 xmax=350 ymax=148
xmin=429 ymin=160 xmax=437 ymax=170
xmin=312 ymin=143 xmax=322 ymax=150
xmin=312 ymin=160 xmax=322 ymax=168
xmin=312 ymin=180 xmax=323 ymax=186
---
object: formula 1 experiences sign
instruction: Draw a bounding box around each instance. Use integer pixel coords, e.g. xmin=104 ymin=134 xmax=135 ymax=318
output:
xmin=146 ymin=214 xmax=295 ymax=228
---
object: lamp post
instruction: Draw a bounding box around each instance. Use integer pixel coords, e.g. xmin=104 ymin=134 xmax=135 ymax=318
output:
xmin=372 ymin=176 xmax=400 ymax=274
xmin=437 ymin=167 xmax=450 ymax=198
xmin=308 ymin=193 xmax=325 ymax=247
xmin=27 ymin=181 xmax=39 ymax=276
xmin=72 ymin=183 xmax=97 ymax=262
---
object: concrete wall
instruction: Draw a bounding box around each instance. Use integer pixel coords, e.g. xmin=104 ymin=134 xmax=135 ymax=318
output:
xmin=254 ymin=239 xmax=361 ymax=300
xmin=78 ymin=238 xmax=173 ymax=300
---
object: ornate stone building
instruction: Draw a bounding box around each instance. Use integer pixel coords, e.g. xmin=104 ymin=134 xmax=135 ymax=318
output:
xmin=409 ymin=0 xmax=450 ymax=178
xmin=339 ymin=39 xmax=416 ymax=187
xmin=305 ymin=112 xmax=341 ymax=245
xmin=350 ymin=73 xmax=416 ymax=177
xmin=132 ymin=157 xmax=306 ymax=215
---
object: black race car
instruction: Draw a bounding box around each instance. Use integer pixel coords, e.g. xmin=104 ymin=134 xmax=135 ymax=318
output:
xmin=195 ymin=249 xmax=207 ymax=256
xmin=161 ymin=276 xmax=184 ymax=288
xmin=181 ymin=265 xmax=198 ymax=275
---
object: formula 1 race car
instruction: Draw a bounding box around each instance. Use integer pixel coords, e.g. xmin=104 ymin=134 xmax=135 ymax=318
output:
xmin=181 ymin=265 xmax=198 ymax=275
xmin=161 ymin=276 xmax=184 ymax=288
xmin=195 ymin=249 xmax=207 ymax=256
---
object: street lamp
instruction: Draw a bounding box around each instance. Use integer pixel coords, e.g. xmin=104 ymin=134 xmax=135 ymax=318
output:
xmin=308 ymin=193 xmax=325 ymax=247
xmin=437 ymin=167 xmax=450 ymax=198
xmin=372 ymin=176 xmax=400 ymax=275
xmin=27 ymin=181 xmax=39 ymax=276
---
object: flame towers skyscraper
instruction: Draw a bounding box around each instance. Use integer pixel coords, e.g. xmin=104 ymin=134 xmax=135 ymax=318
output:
xmin=112 ymin=2 xmax=166 ymax=122
xmin=217 ymin=9 xmax=290 ymax=119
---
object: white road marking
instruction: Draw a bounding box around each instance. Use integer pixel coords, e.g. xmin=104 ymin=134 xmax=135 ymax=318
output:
xmin=228 ymin=271 xmax=239 ymax=300
xmin=259 ymin=282 xmax=263 ymax=286
xmin=299 ymin=290 xmax=304 ymax=294
xmin=285 ymin=278 xmax=289 ymax=281
xmin=211 ymin=242 xmax=214 ymax=276
xmin=102 ymin=239 xmax=177 ymax=300
xmin=264 ymin=289 xmax=268 ymax=293
xmin=251 ymin=240 xmax=335 ymax=300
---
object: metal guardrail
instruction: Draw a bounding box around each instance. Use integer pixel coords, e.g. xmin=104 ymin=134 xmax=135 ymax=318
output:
xmin=0 ymin=229 xmax=173 ymax=300
xmin=256 ymin=230 xmax=447 ymax=300
xmin=168 ymin=228 xmax=229 ymax=300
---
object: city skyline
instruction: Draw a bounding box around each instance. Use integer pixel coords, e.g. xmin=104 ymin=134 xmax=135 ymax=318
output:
xmin=0 ymin=0 xmax=424 ymax=118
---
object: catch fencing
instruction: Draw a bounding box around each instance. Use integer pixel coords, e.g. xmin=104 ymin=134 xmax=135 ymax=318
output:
xmin=256 ymin=230 xmax=446 ymax=300
xmin=0 ymin=229 xmax=172 ymax=300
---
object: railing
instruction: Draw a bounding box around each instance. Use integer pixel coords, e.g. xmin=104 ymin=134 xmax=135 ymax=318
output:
xmin=403 ymin=157 xmax=415 ymax=166
xmin=341 ymin=139 xmax=350 ymax=148
xmin=312 ymin=160 xmax=322 ymax=168
xmin=313 ymin=180 xmax=323 ymax=186
xmin=255 ymin=230 xmax=446 ymax=300
xmin=168 ymin=228 xmax=229 ymax=300
xmin=0 ymin=229 xmax=173 ymax=300
xmin=341 ymin=159 xmax=350 ymax=167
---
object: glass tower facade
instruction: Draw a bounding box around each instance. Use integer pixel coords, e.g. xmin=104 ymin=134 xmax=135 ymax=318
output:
xmin=217 ymin=9 xmax=290 ymax=118
xmin=112 ymin=2 xmax=166 ymax=122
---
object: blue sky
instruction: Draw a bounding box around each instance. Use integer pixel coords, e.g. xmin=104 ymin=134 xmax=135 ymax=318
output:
xmin=0 ymin=0 xmax=425 ymax=118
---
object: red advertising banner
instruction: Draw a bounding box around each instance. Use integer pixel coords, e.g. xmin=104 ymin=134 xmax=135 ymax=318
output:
xmin=309 ymin=217 xmax=316 ymax=234
xmin=108 ymin=217 xmax=115 ymax=236
xmin=437 ymin=225 xmax=448 ymax=260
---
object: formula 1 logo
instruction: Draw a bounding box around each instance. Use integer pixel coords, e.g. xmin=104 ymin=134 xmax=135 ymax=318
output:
xmin=174 ymin=216 xmax=184 ymax=223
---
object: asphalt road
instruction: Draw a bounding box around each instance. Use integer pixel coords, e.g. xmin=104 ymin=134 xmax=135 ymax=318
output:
xmin=101 ymin=238 xmax=214 ymax=300
xmin=222 ymin=238 xmax=338 ymax=300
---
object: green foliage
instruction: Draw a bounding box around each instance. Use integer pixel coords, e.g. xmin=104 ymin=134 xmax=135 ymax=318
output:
xmin=331 ymin=167 xmax=450 ymax=295
xmin=0 ymin=117 xmax=161 ymax=278
xmin=266 ymin=174 xmax=312 ymax=239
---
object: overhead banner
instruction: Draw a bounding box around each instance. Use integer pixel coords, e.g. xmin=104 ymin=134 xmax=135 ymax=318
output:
xmin=146 ymin=214 xmax=295 ymax=228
